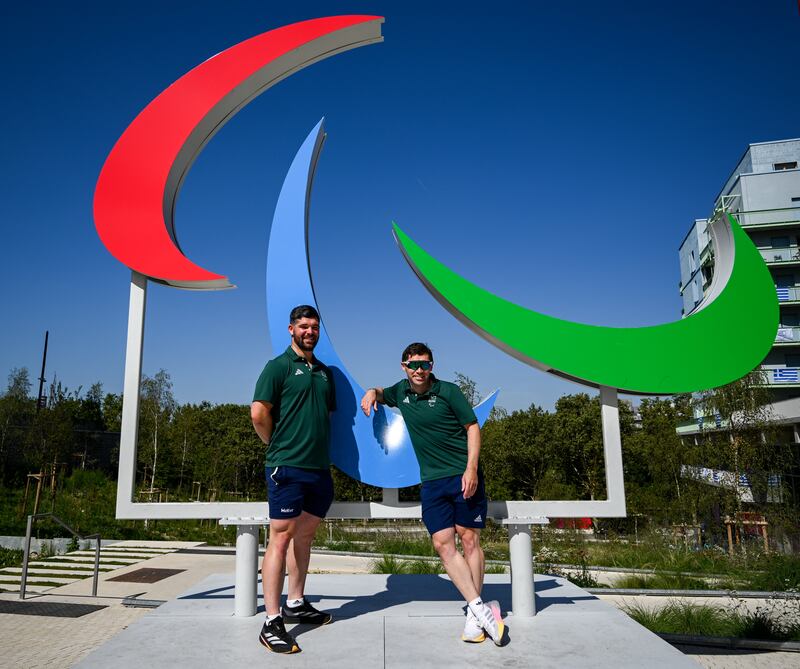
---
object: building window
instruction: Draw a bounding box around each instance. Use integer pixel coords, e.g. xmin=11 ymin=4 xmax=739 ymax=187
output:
xmin=772 ymin=236 xmax=791 ymax=248
xmin=785 ymin=353 xmax=800 ymax=367
xmin=792 ymin=197 xmax=800 ymax=202
xmin=774 ymin=161 xmax=798 ymax=171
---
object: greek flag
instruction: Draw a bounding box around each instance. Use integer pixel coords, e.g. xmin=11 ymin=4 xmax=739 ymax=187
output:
xmin=776 ymin=287 xmax=791 ymax=301
xmin=773 ymin=368 xmax=799 ymax=382
xmin=714 ymin=413 xmax=722 ymax=428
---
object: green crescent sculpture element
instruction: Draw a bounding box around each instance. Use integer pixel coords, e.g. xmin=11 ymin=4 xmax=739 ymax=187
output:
xmin=392 ymin=214 xmax=778 ymax=395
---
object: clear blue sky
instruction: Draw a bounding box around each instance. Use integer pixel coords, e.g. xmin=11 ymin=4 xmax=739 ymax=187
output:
xmin=1 ymin=1 xmax=798 ymax=412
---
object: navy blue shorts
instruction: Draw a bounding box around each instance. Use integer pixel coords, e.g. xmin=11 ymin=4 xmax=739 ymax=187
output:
xmin=266 ymin=465 xmax=334 ymax=520
xmin=420 ymin=472 xmax=488 ymax=535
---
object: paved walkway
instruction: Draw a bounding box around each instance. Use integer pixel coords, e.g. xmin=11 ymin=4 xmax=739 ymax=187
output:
xmin=0 ymin=544 xmax=796 ymax=668
xmin=75 ymin=572 xmax=698 ymax=668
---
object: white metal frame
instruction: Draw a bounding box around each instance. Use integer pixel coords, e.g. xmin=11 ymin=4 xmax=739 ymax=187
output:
xmin=116 ymin=272 xmax=627 ymax=618
xmin=116 ymin=271 xmax=626 ymax=520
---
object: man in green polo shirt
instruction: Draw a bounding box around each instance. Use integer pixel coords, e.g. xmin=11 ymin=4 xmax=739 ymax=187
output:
xmin=251 ymin=305 xmax=336 ymax=654
xmin=360 ymin=343 xmax=506 ymax=647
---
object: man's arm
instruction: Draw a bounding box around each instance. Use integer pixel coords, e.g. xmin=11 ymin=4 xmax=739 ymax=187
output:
xmin=461 ymin=422 xmax=480 ymax=498
xmin=360 ymin=388 xmax=385 ymax=417
xmin=251 ymin=401 xmax=274 ymax=445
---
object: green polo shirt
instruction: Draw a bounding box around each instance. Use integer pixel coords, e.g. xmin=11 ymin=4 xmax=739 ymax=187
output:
xmin=382 ymin=376 xmax=477 ymax=482
xmin=253 ymin=346 xmax=336 ymax=469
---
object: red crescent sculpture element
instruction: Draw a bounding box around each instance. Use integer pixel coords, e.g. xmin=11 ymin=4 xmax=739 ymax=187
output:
xmin=94 ymin=15 xmax=384 ymax=289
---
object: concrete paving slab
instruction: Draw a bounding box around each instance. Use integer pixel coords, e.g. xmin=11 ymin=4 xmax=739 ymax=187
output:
xmin=383 ymin=616 xmax=696 ymax=668
xmin=77 ymin=572 xmax=699 ymax=668
xmin=77 ymin=615 xmax=384 ymax=668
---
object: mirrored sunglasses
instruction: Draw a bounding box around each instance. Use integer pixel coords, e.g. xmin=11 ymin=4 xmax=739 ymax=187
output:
xmin=403 ymin=360 xmax=433 ymax=371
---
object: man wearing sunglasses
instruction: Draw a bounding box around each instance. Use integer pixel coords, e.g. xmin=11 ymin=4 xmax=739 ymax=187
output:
xmin=251 ymin=305 xmax=336 ymax=654
xmin=360 ymin=343 xmax=505 ymax=647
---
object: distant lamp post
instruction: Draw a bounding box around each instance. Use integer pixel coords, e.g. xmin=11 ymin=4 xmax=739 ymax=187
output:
xmin=36 ymin=331 xmax=48 ymax=411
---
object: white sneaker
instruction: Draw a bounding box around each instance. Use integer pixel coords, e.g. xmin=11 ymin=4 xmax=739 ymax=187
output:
xmin=469 ymin=599 xmax=505 ymax=646
xmin=461 ymin=608 xmax=485 ymax=643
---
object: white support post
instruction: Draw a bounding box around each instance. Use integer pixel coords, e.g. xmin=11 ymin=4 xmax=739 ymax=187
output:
xmin=508 ymin=523 xmax=535 ymax=617
xmin=599 ymin=386 xmax=626 ymax=514
xmin=116 ymin=271 xmax=147 ymax=517
xmin=234 ymin=524 xmax=260 ymax=617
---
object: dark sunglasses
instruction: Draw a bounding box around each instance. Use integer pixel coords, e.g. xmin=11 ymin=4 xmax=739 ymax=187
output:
xmin=403 ymin=360 xmax=433 ymax=371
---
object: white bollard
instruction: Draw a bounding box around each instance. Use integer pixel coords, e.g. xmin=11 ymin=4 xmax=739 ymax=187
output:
xmin=234 ymin=524 xmax=259 ymax=617
xmin=507 ymin=523 xmax=535 ymax=617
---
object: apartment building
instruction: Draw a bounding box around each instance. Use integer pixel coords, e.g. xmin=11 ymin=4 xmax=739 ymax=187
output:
xmin=679 ymin=139 xmax=800 ymax=399
xmin=677 ymin=139 xmax=800 ymax=508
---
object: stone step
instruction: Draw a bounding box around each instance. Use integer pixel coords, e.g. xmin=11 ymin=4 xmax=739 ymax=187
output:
xmin=0 ymin=583 xmax=51 ymax=594
xmin=41 ymin=556 xmax=140 ymax=564
xmin=0 ymin=575 xmax=78 ymax=585
xmin=102 ymin=547 xmax=175 ymax=553
xmin=24 ymin=561 xmax=115 ymax=570
xmin=79 ymin=550 xmax=163 ymax=556
xmin=0 ymin=567 xmax=100 ymax=576
xmin=69 ymin=552 xmax=156 ymax=560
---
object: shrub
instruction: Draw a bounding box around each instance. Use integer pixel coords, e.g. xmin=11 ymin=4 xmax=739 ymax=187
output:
xmin=0 ymin=547 xmax=23 ymax=569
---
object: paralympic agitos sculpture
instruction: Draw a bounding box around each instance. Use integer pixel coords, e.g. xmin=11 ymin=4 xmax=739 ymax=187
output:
xmin=93 ymin=15 xmax=779 ymax=511
xmin=392 ymin=216 xmax=778 ymax=395
xmin=265 ymin=119 xmax=497 ymax=487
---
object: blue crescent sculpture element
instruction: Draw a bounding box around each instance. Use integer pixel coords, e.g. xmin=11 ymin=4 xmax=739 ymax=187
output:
xmin=266 ymin=120 xmax=499 ymax=487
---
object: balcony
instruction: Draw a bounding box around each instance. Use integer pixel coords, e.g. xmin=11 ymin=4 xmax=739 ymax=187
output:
xmin=759 ymin=247 xmax=800 ymax=265
xmin=774 ymin=286 xmax=800 ymax=303
xmin=737 ymin=206 xmax=800 ymax=230
xmin=775 ymin=326 xmax=800 ymax=344
xmin=761 ymin=366 xmax=800 ymax=385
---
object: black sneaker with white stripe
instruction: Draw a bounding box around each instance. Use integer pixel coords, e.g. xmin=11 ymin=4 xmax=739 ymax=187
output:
xmin=259 ymin=616 xmax=300 ymax=654
xmin=281 ymin=598 xmax=332 ymax=625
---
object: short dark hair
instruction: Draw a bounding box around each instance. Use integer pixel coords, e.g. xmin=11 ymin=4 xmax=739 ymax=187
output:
xmin=290 ymin=305 xmax=320 ymax=323
xmin=401 ymin=342 xmax=433 ymax=361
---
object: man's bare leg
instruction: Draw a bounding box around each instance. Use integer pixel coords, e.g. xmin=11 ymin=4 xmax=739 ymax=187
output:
xmin=436 ymin=526 xmax=504 ymax=645
xmin=286 ymin=511 xmax=322 ymax=600
xmin=431 ymin=527 xmax=480 ymax=601
xmin=456 ymin=525 xmax=485 ymax=594
xmin=262 ymin=518 xmax=294 ymax=616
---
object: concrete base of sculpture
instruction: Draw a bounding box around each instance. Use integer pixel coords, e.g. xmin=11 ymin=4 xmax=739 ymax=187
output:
xmin=76 ymin=573 xmax=696 ymax=668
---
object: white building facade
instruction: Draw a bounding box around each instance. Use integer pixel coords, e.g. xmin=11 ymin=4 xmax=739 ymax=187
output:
xmin=679 ymin=139 xmax=800 ymax=397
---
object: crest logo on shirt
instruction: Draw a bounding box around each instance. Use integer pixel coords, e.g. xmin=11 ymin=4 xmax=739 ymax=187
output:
xmin=428 ymin=396 xmax=437 ymax=407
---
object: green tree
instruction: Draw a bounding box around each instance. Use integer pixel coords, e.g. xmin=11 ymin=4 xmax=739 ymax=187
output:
xmin=623 ymin=396 xmax=699 ymax=523
xmin=102 ymin=393 xmax=122 ymax=432
xmin=454 ymin=372 xmax=480 ymax=405
xmin=694 ymin=370 xmax=796 ymax=545
xmin=6 ymin=368 xmax=31 ymax=400
xmin=481 ymin=404 xmax=557 ymax=500
xmin=552 ymin=394 xmax=606 ymax=500
xmin=0 ymin=368 xmax=36 ymax=483
xmin=138 ymin=370 xmax=176 ymax=493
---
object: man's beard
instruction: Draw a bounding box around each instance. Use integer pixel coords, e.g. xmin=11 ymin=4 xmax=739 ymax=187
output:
xmin=293 ymin=332 xmax=317 ymax=352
